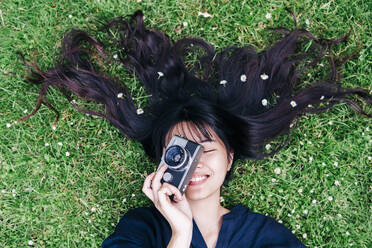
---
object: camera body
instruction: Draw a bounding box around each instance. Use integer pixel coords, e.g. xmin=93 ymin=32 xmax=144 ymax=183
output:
xmin=157 ymin=135 xmax=204 ymax=195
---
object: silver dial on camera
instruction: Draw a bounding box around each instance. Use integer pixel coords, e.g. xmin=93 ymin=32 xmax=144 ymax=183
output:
xmin=163 ymin=172 xmax=173 ymax=182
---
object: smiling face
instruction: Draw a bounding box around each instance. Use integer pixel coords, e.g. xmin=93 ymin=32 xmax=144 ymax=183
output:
xmin=164 ymin=121 xmax=234 ymax=201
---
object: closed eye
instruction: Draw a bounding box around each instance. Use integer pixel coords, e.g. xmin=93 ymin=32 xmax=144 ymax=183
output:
xmin=204 ymin=149 xmax=216 ymax=153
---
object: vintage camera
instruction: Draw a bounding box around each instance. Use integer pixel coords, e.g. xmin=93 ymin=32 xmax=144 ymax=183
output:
xmin=157 ymin=135 xmax=204 ymax=197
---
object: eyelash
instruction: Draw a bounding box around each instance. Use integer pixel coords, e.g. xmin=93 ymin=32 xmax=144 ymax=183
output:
xmin=204 ymin=149 xmax=215 ymax=153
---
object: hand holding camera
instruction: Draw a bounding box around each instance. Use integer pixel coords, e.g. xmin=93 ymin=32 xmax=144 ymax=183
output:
xmin=142 ymin=164 xmax=193 ymax=236
xmin=142 ymin=135 xmax=204 ymax=236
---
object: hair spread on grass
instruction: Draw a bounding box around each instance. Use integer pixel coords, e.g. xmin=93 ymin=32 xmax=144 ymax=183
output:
xmin=18 ymin=10 xmax=371 ymax=184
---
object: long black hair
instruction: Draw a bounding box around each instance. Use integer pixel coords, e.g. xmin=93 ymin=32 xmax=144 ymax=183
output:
xmin=18 ymin=10 xmax=371 ymax=184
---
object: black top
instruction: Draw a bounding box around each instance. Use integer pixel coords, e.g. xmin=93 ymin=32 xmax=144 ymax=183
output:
xmin=102 ymin=203 xmax=306 ymax=248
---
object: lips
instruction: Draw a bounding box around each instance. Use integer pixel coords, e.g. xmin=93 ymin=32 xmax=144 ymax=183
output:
xmin=188 ymin=175 xmax=210 ymax=186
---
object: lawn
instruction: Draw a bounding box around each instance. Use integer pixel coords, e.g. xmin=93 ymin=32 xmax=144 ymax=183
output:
xmin=0 ymin=0 xmax=371 ymax=247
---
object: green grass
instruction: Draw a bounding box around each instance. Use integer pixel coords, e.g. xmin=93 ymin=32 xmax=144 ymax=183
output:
xmin=0 ymin=0 xmax=371 ymax=247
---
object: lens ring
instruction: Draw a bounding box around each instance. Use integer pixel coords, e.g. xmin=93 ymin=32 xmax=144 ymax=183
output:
xmin=164 ymin=145 xmax=187 ymax=169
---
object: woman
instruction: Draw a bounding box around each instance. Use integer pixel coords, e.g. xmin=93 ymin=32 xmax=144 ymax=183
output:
xmin=18 ymin=9 xmax=370 ymax=248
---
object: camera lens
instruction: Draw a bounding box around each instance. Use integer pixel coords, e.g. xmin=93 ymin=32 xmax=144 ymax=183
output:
xmin=164 ymin=145 xmax=187 ymax=168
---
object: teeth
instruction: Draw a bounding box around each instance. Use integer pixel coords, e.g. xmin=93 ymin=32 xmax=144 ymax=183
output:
xmin=190 ymin=176 xmax=207 ymax=182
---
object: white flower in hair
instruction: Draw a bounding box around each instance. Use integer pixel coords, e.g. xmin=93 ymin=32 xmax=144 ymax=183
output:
xmin=261 ymin=98 xmax=268 ymax=106
xmin=117 ymin=93 xmax=123 ymax=98
xmin=290 ymin=100 xmax=297 ymax=107
xmin=136 ymin=108 xmax=144 ymax=115
xmin=240 ymin=74 xmax=247 ymax=82
xmin=219 ymin=80 xmax=227 ymax=86
xmin=260 ymin=73 xmax=269 ymax=80
xmin=157 ymin=72 xmax=164 ymax=78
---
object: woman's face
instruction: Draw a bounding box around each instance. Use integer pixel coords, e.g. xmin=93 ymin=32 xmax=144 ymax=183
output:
xmin=164 ymin=121 xmax=234 ymax=201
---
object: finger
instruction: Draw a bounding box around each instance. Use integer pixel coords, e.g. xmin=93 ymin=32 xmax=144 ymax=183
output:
xmin=151 ymin=164 xmax=168 ymax=194
xmin=142 ymin=172 xmax=156 ymax=201
xmin=160 ymin=183 xmax=183 ymax=202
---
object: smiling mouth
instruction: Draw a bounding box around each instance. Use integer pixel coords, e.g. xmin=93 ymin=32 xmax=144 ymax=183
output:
xmin=188 ymin=175 xmax=210 ymax=186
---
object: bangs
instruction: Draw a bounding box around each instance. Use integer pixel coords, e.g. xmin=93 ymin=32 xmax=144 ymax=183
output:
xmin=164 ymin=121 xmax=214 ymax=147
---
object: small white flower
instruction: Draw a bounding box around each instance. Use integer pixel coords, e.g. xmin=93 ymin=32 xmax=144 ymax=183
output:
xmin=334 ymin=161 xmax=338 ymax=167
xmin=198 ymin=11 xmax=212 ymax=18
xmin=303 ymin=210 xmax=308 ymax=215
xmin=274 ymin=167 xmax=281 ymax=175
xmin=6 ymin=123 xmax=11 ymax=128
xmin=261 ymin=98 xmax=268 ymax=106
xmin=260 ymin=73 xmax=269 ymax=80
xmin=271 ymin=178 xmax=276 ymax=182
xmin=278 ymin=220 xmax=283 ymax=223
xmin=307 ymin=141 xmax=312 ymax=145
xmin=27 ymin=240 xmax=34 ymax=246
xmin=113 ymin=54 xmax=118 ymax=59
xmin=328 ymin=196 xmax=333 ymax=201
xmin=298 ymin=188 xmax=303 ymax=193
xmin=291 ymin=209 xmax=295 ymax=214
xmin=131 ymin=193 xmax=135 ymax=197
xmin=310 ymin=189 xmax=314 ymax=193
xmin=322 ymin=162 xmax=326 ymax=166
xmin=23 ymin=109 xmax=28 ymax=113
xmin=183 ymin=21 xmax=188 ymax=27
xmin=368 ymin=156 xmax=372 ymax=161
xmin=303 ymin=233 xmax=307 ymax=239
xmin=320 ymin=95 xmax=325 ymax=100
xmin=68 ymin=14 xmax=73 ymax=19
xmin=334 ymin=180 xmax=341 ymax=186
xmin=157 ymin=72 xmax=164 ymax=78
xmin=354 ymin=182 xmax=358 ymax=185
xmin=305 ymin=19 xmax=310 ymax=25
xmin=91 ymin=207 xmax=96 ymax=212
xmin=137 ymin=0 xmax=142 ymax=2
xmin=45 ymin=143 xmax=49 ymax=147
xmin=289 ymin=123 xmax=294 ymax=128
xmin=287 ymin=213 xmax=291 ymax=217
xmin=219 ymin=196 xmax=224 ymax=202
xmin=296 ymin=224 xmax=301 ymax=229
xmin=219 ymin=80 xmax=227 ymax=86
xmin=240 ymin=74 xmax=247 ymax=82
xmin=122 ymin=198 xmax=127 ymax=203
xmin=51 ymin=125 xmax=56 ymax=130
xmin=312 ymin=199 xmax=317 ymax=204
xmin=1 ymin=189 xmax=6 ymax=193
xmin=292 ymin=230 xmax=296 ymax=234
xmin=265 ymin=12 xmax=272 ymax=19
xmin=290 ymin=100 xmax=297 ymax=108
xmin=328 ymin=121 xmax=333 ymax=125
xmin=136 ymin=108 xmax=144 ymax=115
xmin=346 ymin=231 xmax=350 ymax=236
xmin=117 ymin=92 xmax=123 ymax=98
xmin=337 ymin=213 xmax=342 ymax=218
xmin=309 ymin=156 xmax=313 ymax=162
xmin=265 ymin=144 xmax=271 ymax=150
xmin=366 ymin=127 xmax=370 ymax=132
xmin=88 ymin=219 xmax=92 ymax=223
xmin=24 ymin=188 xmax=32 ymax=192
xmin=65 ymin=152 xmax=70 ymax=157
xmin=70 ymin=122 xmax=74 ymax=126
xmin=307 ymin=104 xmax=312 ymax=108
xmin=58 ymin=142 xmax=63 ymax=146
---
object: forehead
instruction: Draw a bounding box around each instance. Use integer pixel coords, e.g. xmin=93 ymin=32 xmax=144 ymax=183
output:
xmin=165 ymin=121 xmax=215 ymax=145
